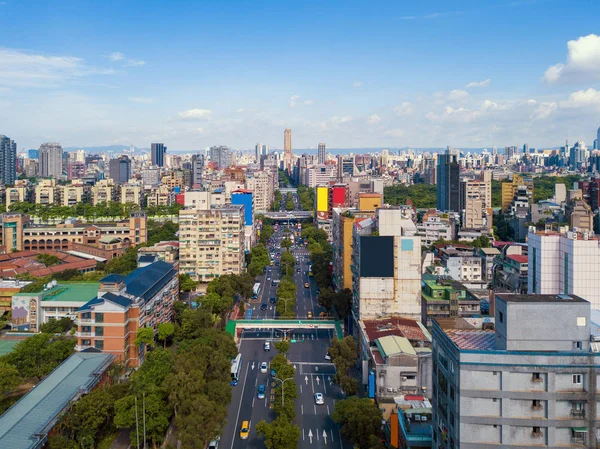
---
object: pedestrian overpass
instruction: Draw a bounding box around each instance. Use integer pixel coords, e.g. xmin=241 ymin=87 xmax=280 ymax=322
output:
xmin=225 ymin=319 xmax=343 ymax=341
xmin=278 ymin=188 xmax=297 ymax=194
xmin=262 ymin=211 xmax=313 ymax=221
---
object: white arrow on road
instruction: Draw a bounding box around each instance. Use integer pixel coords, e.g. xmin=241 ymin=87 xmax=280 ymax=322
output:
xmin=308 ymin=429 xmax=313 ymax=443
xmin=251 ymin=362 xmax=255 ymax=370
xmin=322 ymin=430 xmax=328 ymax=444
xmin=305 ymin=375 xmax=308 ymax=385
xmin=316 ymin=376 xmax=320 ymax=385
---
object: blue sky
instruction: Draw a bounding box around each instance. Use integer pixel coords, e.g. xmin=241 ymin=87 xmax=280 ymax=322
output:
xmin=2 ymin=0 xmax=600 ymax=150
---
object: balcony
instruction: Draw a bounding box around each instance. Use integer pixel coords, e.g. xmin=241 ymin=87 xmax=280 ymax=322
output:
xmin=75 ymin=331 xmax=95 ymax=337
xmin=75 ymin=344 xmax=93 ymax=351
xmin=571 ymin=409 xmax=585 ymax=418
xmin=75 ymin=317 xmax=94 ymax=325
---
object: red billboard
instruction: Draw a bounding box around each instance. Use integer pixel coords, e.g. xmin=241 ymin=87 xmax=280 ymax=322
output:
xmin=332 ymin=186 xmax=346 ymax=207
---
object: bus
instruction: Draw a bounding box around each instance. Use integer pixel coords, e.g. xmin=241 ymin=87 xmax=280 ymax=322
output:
xmin=230 ymin=354 xmax=242 ymax=385
xmin=252 ymin=283 xmax=261 ymax=299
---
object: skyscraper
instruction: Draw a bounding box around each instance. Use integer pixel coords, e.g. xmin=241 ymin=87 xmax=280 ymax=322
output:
xmin=436 ymin=148 xmax=460 ymax=212
xmin=109 ymin=155 xmax=132 ymax=184
xmin=0 ymin=136 xmax=16 ymax=185
xmin=318 ymin=143 xmax=326 ymax=164
xmin=209 ymin=145 xmax=233 ymax=168
xmin=284 ymin=129 xmax=292 ymax=155
xmin=38 ymin=142 xmax=63 ymax=178
xmin=151 ymin=143 xmax=167 ymax=167
xmin=597 ymin=127 xmax=600 ymax=150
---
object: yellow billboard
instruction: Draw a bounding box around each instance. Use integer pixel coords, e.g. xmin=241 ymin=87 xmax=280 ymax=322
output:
xmin=316 ymin=186 xmax=328 ymax=212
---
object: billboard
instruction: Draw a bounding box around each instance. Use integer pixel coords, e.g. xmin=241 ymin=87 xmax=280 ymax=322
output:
xmin=316 ymin=186 xmax=328 ymax=213
xmin=332 ymin=186 xmax=346 ymax=207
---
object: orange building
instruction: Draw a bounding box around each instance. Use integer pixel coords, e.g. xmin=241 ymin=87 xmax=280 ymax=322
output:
xmin=75 ymin=261 xmax=178 ymax=367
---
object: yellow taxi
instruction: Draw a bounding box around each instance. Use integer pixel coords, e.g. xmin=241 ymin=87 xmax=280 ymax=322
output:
xmin=307 ymin=311 xmax=313 ymax=318
xmin=240 ymin=421 xmax=250 ymax=439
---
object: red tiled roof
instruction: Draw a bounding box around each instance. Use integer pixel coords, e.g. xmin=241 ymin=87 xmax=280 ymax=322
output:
xmin=507 ymin=254 xmax=528 ymax=264
xmin=362 ymin=317 xmax=428 ymax=343
xmin=445 ymin=329 xmax=495 ymax=350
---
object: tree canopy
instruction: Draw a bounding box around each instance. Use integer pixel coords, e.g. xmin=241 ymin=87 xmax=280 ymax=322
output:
xmin=332 ymin=397 xmax=384 ymax=449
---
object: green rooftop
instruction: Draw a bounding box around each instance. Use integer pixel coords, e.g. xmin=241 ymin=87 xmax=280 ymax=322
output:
xmin=14 ymin=282 xmax=99 ymax=303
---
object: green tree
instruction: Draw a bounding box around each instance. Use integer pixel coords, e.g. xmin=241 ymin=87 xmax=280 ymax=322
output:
xmin=0 ymin=361 xmax=22 ymax=395
xmin=114 ymin=392 xmax=171 ymax=448
xmin=256 ymin=418 xmax=301 ymax=449
xmin=36 ymin=253 xmax=61 ymax=266
xmin=279 ymin=251 xmax=296 ymax=276
xmin=274 ymin=340 xmax=290 ymax=357
xmin=40 ymin=316 xmax=73 ymax=334
xmin=3 ymin=333 xmax=75 ymax=378
xmin=331 ymin=397 xmax=384 ymax=449
xmin=281 ymin=238 xmax=292 ymax=251
xmin=383 ymin=184 xmax=437 ymax=208
xmin=157 ymin=322 xmax=175 ymax=349
xmin=332 ymin=288 xmax=352 ymax=319
xmin=329 ymin=336 xmax=358 ymax=383
xmin=135 ymin=326 xmax=155 ymax=349
xmin=179 ymin=273 xmax=198 ymax=292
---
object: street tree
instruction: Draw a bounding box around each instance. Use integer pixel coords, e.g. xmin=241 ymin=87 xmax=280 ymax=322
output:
xmin=157 ymin=322 xmax=175 ymax=349
xmin=0 ymin=361 xmax=22 ymax=395
xmin=274 ymin=340 xmax=290 ymax=357
xmin=279 ymin=251 xmax=296 ymax=276
xmin=134 ymin=326 xmax=155 ymax=349
xmin=179 ymin=273 xmax=198 ymax=292
xmin=329 ymin=336 xmax=358 ymax=381
xmin=331 ymin=396 xmax=384 ymax=449
xmin=281 ymin=238 xmax=292 ymax=250
xmin=256 ymin=418 xmax=301 ymax=449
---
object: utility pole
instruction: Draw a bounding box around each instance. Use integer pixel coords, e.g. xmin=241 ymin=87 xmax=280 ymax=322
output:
xmin=135 ymin=396 xmax=140 ymax=449
xmin=143 ymin=392 xmax=147 ymax=449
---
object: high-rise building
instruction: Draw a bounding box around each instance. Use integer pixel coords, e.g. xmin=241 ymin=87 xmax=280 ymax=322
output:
xmin=597 ymin=127 xmax=600 ymax=151
xmin=501 ymin=174 xmax=534 ymax=212
xmin=150 ymin=143 xmax=167 ymax=167
xmin=284 ymin=129 xmax=292 ymax=155
xmin=108 ymin=155 xmax=131 ymax=184
xmin=0 ymin=135 xmax=17 ymax=185
xmin=432 ymin=293 xmax=599 ymax=449
xmin=209 ymin=145 xmax=233 ymax=168
xmin=191 ymin=154 xmax=204 ymax=187
xmin=245 ymin=171 xmax=274 ymax=213
xmin=179 ymin=205 xmax=245 ymax=283
xmin=318 ymin=143 xmax=326 ymax=164
xmin=436 ymin=148 xmax=460 ymax=212
xmin=351 ymin=207 xmax=422 ymax=321
xmin=38 ymin=142 xmax=63 ymax=178
xmin=528 ymin=228 xmax=600 ymax=308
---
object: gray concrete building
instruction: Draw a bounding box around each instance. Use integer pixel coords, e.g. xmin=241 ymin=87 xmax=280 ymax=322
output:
xmin=432 ymin=293 xmax=600 ymax=449
xmin=0 ymin=135 xmax=17 ymax=185
xmin=38 ymin=142 xmax=63 ymax=178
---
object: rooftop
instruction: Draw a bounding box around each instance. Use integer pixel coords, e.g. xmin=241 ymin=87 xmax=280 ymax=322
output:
xmin=376 ymin=335 xmax=416 ymax=358
xmin=506 ymin=254 xmax=528 ymax=264
xmin=361 ymin=316 xmax=430 ymax=343
xmin=497 ymin=293 xmax=587 ymax=303
xmin=444 ymin=328 xmax=496 ymax=351
xmin=0 ymin=352 xmax=114 ymax=449
xmin=14 ymin=282 xmax=99 ymax=303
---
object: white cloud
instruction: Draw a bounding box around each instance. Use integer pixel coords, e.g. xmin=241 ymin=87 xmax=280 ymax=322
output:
xmin=106 ymin=51 xmax=145 ymax=67
xmin=303 ymin=99 xmax=314 ymax=105
xmin=368 ymin=114 xmax=381 ymax=124
xmin=532 ymin=101 xmax=558 ymax=119
xmin=393 ymin=102 xmax=414 ymax=115
xmin=466 ymin=78 xmax=491 ymax=88
xmin=236 ymin=108 xmax=245 ymax=113
xmin=0 ymin=48 xmax=112 ymax=88
xmin=128 ymin=96 xmax=154 ymax=104
xmin=447 ymin=89 xmax=469 ymax=101
xmin=384 ymin=128 xmax=404 ymax=137
xmin=177 ymin=108 xmax=213 ymax=120
xmin=331 ymin=116 xmax=353 ymax=124
xmin=561 ymin=88 xmax=600 ymax=109
xmin=543 ymin=34 xmax=600 ymax=83
xmin=353 ymin=81 xmax=363 ymax=88
xmin=289 ymin=95 xmax=300 ymax=108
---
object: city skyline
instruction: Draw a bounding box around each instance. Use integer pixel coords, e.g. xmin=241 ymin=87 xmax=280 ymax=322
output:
xmin=2 ymin=1 xmax=600 ymax=150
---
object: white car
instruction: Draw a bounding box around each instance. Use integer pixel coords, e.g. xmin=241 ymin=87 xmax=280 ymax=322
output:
xmin=260 ymin=362 xmax=268 ymax=373
xmin=325 ymin=353 xmax=331 ymax=361
xmin=314 ymin=393 xmax=324 ymax=405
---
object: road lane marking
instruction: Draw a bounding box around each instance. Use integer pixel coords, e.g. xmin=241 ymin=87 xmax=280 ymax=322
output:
xmin=327 ymin=405 xmax=330 ymax=415
xmin=252 ymin=397 xmax=255 ymax=407
xmin=301 ymin=404 xmax=304 ymax=415
xmin=230 ymin=362 xmax=250 ymax=449
xmin=323 ymin=375 xmax=327 ymax=394
xmin=314 ymin=404 xmax=317 ymax=415
xmin=303 ymin=428 xmax=305 ymax=441
xmin=311 ymin=372 xmax=315 ymax=393
xmin=300 ymin=384 xmax=302 ymax=394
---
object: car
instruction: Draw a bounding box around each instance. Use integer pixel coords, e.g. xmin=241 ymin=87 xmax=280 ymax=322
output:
xmin=257 ymin=384 xmax=266 ymax=399
xmin=264 ymin=341 xmax=271 ymax=351
xmin=267 ymin=276 xmax=271 ymax=281
xmin=308 ymin=271 xmax=313 ymax=276
xmin=314 ymin=393 xmax=324 ymax=405
xmin=316 ymin=289 xmax=321 ymax=295
xmin=208 ymin=437 xmax=220 ymax=449
xmin=307 ymin=311 xmax=313 ymax=318
xmin=260 ymin=362 xmax=268 ymax=373
xmin=296 ymin=268 xmax=301 ymax=273
xmin=240 ymin=421 xmax=250 ymax=439
xmin=270 ymin=368 xmax=276 ymax=377
xmin=260 ymin=302 xmax=268 ymax=311
xmin=275 ymin=262 xmax=280 ymax=266
xmin=269 ymin=297 xmax=277 ymax=304
xmin=271 ymin=282 xmax=277 ymax=286
xmin=304 ymin=283 xmax=310 ymax=288
xmin=325 ymin=353 xmax=331 ymax=361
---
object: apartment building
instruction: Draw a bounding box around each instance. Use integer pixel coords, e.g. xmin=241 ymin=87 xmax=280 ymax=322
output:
xmin=432 ymin=294 xmax=599 ymax=449
xmin=60 ymin=183 xmax=85 ymax=207
xmin=417 ymin=213 xmax=455 ymax=246
xmin=75 ymin=261 xmax=178 ymax=367
xmin=528 ymin=228 xmax=600 ymax=309
xmin=245 ymin=170 xmax=275 ymax=213
xmin=91 ymin=179 xmax=114 ymax=205
xmin=352 ymin=207 xmax=422 ymax=321
xmin=119 ymin=183 xmax=142 ymax=205
xmin=5 ymin=182 xmax=28 ymax=211
xmin=146 ymin=185 xmax=173 ymax=207
xmin=0 ymin=212 xmax=147 ymax=252
xmin=179 ymin=205 xmax=245 ymax=283
xmin=421 ymin=276 xmax=481 ymax=327
xmin=436 ymin=244 xmax=483 ymax=283
xmin=34 ymin=179 xmax=57 ymax=205
xmin=501 ymin=173 xmax=533 ymax=212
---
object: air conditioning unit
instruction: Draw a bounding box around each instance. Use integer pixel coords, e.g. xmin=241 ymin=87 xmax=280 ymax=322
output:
xmin=387 ymin=387 xmax=393 ymax=392
xmin=532 ymin=431 xmax=544 ymax=438
xmin=402 ymin=376 xmax=408 ymax=381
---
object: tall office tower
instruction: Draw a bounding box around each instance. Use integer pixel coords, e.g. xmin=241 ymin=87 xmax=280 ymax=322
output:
xmin=0 ymin=135 xmax=17 ymax=185
xmin=255 ymin=143 xmax=262 ymax=161
xmin=209 ymin=145 xmax=233 ymax=168
xmin=109 ymin=155 xmax=132 ymax=184
xmin=597 ymin=127 xmax=600 ymax=150
xmin=192 ymin=154 xmax=204 ymax=187
xmin=261 ymin=144 xmax=268 ymax=156
xmin=284 ymin=129 xmax=292 ymax=155
xmin=432 ymin=293 xmax=599 ymax=449
xmin=38 ymin=142 xmax=63 ymax=178
xmin=151 ymin=143 xmax=167 ymax=167
xmin=318 ymin=143 xmax=326 ymax=164
xmin=523 ymin=143 xmax=529 ymax=155
xmin=436 ymin=148 xmax=460 ymax=212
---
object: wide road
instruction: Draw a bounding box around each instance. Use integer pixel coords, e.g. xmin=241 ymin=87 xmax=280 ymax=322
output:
xmin=220 ymin=215 xmax=351 ymax=449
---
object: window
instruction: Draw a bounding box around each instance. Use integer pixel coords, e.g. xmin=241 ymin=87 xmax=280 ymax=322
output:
xmin=574 ymin=341 xmax=583 ymax=350
xmin=577 ymin=317 xmax=586 ymax=326
xmin=532 ymin=372 xmax=542 ymax=382
xmin=573 ymin=374 xmax=582 ymax=385
xmin=94 ymin=340 xmax=104 ymax=350
xmin=95 ymin=312 xmax=104 ymax=323
xmin=95 ymin=326 xmax=104 ymax=336
xmin=498 ymin=311 xmax=503 ymax=323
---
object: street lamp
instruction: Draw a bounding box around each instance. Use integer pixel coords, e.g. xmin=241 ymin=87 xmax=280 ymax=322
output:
xmin=273 ymin=376 xmax=295 ymax=406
